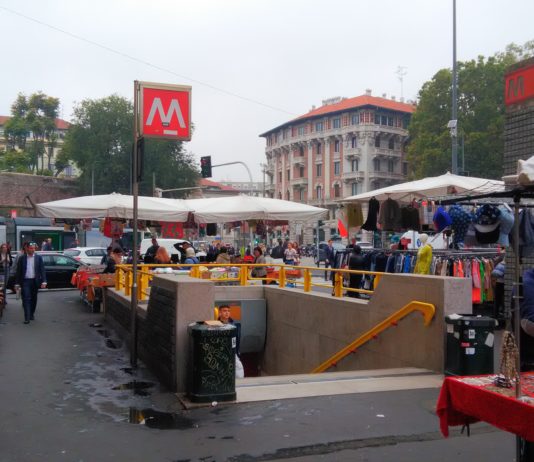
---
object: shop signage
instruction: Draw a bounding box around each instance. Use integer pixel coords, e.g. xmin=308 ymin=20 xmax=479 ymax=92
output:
xmin=505 ymin=64 xmax=534 ymax=106
xmin=139 ymin=82 xmax=192 ymax=140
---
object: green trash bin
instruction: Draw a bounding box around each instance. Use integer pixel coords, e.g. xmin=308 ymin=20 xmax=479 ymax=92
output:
xmin=188 ymin=322 xmax=237 ymax=403
xmin=445 ymin=315 xmax=497 ymax=376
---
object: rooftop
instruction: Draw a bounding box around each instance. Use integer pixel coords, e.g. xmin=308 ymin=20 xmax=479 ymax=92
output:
xmin=0 ymin=115 xmax=70 ymax=130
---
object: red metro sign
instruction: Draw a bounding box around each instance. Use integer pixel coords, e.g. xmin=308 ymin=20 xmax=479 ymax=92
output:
xmin=139 ymin=82 xmax=192 ymax=141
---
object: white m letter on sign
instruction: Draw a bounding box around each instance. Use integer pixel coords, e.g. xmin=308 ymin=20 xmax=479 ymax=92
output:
xmin=146 ymin=98 xmax=186 ymax=136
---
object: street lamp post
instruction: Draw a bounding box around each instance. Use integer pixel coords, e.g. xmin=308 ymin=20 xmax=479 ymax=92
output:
xmin=451 ymin=0 xmax=458 ymax=174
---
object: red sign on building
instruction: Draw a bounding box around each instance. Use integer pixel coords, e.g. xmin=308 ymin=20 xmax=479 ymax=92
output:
xmin=505 ymin=64 xmax=534 ymax=106
xmin=139 ymin=82 xmax=192 ymax=141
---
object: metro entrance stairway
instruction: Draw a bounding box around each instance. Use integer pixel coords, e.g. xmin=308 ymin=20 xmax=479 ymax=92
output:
xmin=236 ymin=367 xmax=443 ymax=403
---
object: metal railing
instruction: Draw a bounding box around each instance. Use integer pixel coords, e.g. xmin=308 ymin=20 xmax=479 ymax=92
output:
xmin=114 ymin=263 xmax=384 ymax=302
xmin=311 ymin=301 xmax=436 ymax=373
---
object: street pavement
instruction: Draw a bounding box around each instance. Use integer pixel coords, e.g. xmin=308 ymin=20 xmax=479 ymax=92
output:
xmin=0 ymin=288 xmax=516 ymax=462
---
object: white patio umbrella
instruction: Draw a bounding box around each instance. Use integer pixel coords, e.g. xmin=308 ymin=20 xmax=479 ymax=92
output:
xmin=37 ymin=193 xmax=192 ymax=222
xmin=343 ymin=172 xmax=504 ymax=203
xmin=184 ymin=195 xmax=329 ymax=223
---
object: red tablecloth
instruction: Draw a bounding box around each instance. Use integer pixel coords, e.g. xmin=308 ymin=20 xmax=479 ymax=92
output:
xmin=436 ymin=373 xmax=534 ymax=441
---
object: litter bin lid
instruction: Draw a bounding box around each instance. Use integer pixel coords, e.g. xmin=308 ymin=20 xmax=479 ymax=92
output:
xmin=189 ymin=322 xmax=236 ymax=337
xmin=445 ymin=315 xmax=497 ymax=327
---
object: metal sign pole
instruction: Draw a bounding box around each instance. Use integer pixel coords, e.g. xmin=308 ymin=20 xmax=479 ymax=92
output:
xmin=130 ymin=80 xmax=140 ymax=368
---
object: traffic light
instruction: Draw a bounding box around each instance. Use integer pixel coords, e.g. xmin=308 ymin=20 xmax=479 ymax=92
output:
xmin=200 ymin=156 xmax=212 ymax=178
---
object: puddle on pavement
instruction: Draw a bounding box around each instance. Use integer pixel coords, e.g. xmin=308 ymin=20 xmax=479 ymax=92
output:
xmin=113 ymin=381 xmax=155 ymax=395
xmin=105 ymin=339 xmax=123 ymax=349
xmin=120 ymin=367 xmax=134 ymax=375
xmin=89 ymin=322 xmax=102 ymax=328
xmin=129 ymin=408 xmax=195 ymax=430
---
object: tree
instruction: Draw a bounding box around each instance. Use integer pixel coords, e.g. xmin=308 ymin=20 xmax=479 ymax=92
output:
xmin=60 ymin=94 xmax=200 ymax=195
xmin=2 ymin=92 xmax=60 ymax=173
xmin=407 ymin=40 xmax=534 ymax=180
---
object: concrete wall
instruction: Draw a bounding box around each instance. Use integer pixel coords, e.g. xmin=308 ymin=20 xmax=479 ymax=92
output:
xmin=262 ymin=274 xmax=471 ymax=375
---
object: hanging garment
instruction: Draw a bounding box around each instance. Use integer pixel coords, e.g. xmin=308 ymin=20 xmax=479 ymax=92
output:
xmin=378 ymin=198 xmax=401 ymax=231
xmin=414 ymin=244 xmax=432 ymax=275
xmin=449 ymin=205 xmax=471 ymax=245
xmin=362 ymin=198 xmax=380 ymax=231
xmin=400 ymin=206 xmax=421 ymax=230
xmin=471 ymin=259 xmax=481 ymax=304
xmin=347 ymin=203 xmax=364 ymax=227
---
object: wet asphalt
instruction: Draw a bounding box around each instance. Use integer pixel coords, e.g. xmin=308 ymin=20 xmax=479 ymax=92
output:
xmin=0 ymin=289 xmax=516 ymax=462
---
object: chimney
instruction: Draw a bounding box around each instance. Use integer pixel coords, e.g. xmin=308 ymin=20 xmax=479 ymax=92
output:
xmin=382 ymin=93 xmax=387 ymax=98
xmin=365 ymin=88 xmax=372 ymax=96
xmin=400 ymin=97 xmax=405 ymax=103
xmin=311 ymin=105 xmax=316 ymax=111
xmin=391 ymin=96 xmax=396 ymax=101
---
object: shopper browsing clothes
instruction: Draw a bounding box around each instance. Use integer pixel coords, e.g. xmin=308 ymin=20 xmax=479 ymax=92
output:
xmin=14 ymin=242 xmax=47 ymax=324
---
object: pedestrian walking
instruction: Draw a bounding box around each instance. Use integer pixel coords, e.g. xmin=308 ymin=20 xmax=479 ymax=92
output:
xmin=14 ymin=242 xmax=47 ymax=324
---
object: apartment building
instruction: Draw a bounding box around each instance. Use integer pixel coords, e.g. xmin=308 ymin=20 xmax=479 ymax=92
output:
xmin=260 ymin=90 xmax=414 ymax=241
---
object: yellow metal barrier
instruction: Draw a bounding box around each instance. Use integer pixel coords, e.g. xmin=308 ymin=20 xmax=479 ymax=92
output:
xmin=311 ymin=301 xmax=436 ymax=373
xmin=113 ymin=263 xmax=384 ymax=302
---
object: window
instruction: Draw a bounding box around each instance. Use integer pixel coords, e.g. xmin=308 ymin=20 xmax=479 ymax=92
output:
xmin=381 ymin=115 xmax=387 ymax=125
xmin=316 ymin=186 xmax=322 ymax=200
xmin=351 ymin=114 xmax=359 ymax=125
xmin=315 ymin=121 xmax=323 ymax=132
xmin=299 ymin=166 xmax=305 ymax=177
xmin=278 ymin=192 xmax=282 ymax=199
xmin=360 ymin=112 xmax=371 ymax=124
xmin=373 ymin=158 xmax=381 ymax=171
xmin=299 ymin=189 xmax=304 ymax=201
xmin=298 ymin=126 xmax=305 ymax=136
xmin=334 ymin=161 xmax=340 ymax=176
xmin=316 ymin=164 xmax=322 ymax=177
xmin=351 ymin=182 xmax=359 ymax=196
xmin=403 ymin=162 xmax=408 ymax=176
xmin=375 ymin=114 xmax=381 ymax=125
xmin=299 ymin=146 xmax=304 ymax=156
xmin=388 ymin=138 xmax=395 ymax=150
xmin=375 ymin=137 xmax=381 ymax=148
xmin=351 ymin=159 xmax=359 ymax=171
xmin=287 ymin=190 xmax=290 ymax=200
xmin=388 ymin=116 xmax=394 ymax=126
xmin=317 ymin=144 xmax=322 ymax=155
xmin=334 ymin=140 xmax=340 ymax=152
xmin=287 ymin=169 xmax=290 ymax=181
xmin=279 ymin=172 xmax=282 ymax=182
xmin=351 ymin=137 xmax=357 ymax=148
xmin=334 ymin=184 xmax=340 ymax=198
xmin=333 ymin=118 xmax=341 ymax=129
xmin=388 ymin=160 xmax=394 ymax=172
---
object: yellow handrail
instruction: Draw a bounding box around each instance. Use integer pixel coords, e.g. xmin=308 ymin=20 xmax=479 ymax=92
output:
xmin=311 ymin=301 xmax=436 ymax=373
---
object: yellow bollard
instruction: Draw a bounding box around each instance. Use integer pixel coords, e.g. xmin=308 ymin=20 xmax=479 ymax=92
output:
xmin=115 ymin=267 xmax=122 ymax=290
xmin=279 ymin=266 xmax=286 ymax=288
xmin=138 ymin=271 xmax=149 ymax=301
xmin=190 ymin=265 xmax=200 ymax=278
xmin=303 ymin=269 xmax=311 ymax=292
xmin=125 ymin=270 xmax=131 ymax=296
xmin=334 ymin=271 xmax=343 ymax=297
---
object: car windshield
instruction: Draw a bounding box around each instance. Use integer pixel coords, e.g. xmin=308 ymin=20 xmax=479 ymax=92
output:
xmin=64 ymin=250 xmax=81 ymax=256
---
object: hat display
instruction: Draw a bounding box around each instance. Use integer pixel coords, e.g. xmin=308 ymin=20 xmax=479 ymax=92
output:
xmin=474 ymin=204 xmax=501 ymax=244
xmin=448 ymin=205 xmax=471 ymax=244
xmin=497 ymin=205 xmax=514 ymax=247
xmin=433 ymin=207 xmax=452 ymax=232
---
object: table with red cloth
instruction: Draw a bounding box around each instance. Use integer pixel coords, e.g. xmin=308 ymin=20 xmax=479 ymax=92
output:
xmin=437 ymin=373 xmax=534 ymax=441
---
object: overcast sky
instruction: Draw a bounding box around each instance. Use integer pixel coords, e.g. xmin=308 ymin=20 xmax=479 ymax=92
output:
xmin=0 ymin=0 xmax=532 ymax=182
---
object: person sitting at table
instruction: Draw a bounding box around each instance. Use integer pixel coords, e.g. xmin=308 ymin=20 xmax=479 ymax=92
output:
xmin=215 ymin=247 xmax=231 ymax=265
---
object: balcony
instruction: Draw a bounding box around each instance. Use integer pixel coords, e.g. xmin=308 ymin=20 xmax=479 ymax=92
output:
xmin=292 ymin=156 xmax=306 ymax=166
xmin=265 ymin=164 xmax=274 ymax=176
xmin=344 ymin=147 xmax=362 ymax=159
xmin=375 ymin=148 xmax=402 ymax=158
xmin=342 ymin=170 xmax=364 ymax=182
xmin=332 ymin=151 xmax=341 ymax=161
xmin=291 ymin=177 xmax=308 ymax=188
xmin=368 ymin=171 xmax=405 ymax=180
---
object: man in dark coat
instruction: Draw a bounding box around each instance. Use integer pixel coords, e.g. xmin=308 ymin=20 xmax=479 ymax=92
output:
xmin=347 ymin=245 xmax=365 ymax=298
xmin=15 ymin=242 xmax=47 ymax=324
xmin=324 ymin=239 xmax=336 ymax=281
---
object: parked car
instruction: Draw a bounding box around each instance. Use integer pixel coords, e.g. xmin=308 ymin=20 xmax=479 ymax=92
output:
xmin=64 ymin=247 xmax=108 ymax=265
xmin=7 ymin=252 xmax=86 ymax=290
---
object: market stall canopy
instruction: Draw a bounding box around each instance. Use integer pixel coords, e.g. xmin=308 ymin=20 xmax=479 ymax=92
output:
xmin=183 ymin=195 xmax=329 ymax=223
xmin=36 ymin=193 xmax=192 ymax=222
xmin=343 ymin=172 xmax=504 ymax=203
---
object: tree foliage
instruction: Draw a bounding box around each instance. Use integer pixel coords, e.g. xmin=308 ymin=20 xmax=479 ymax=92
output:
xmin=408 ymin=40 xmax=534 ymax=180
xmin=1 ymin=92 xmax=60 ymax=174
xmin=60 ymin=94 xmax=199 ymax=196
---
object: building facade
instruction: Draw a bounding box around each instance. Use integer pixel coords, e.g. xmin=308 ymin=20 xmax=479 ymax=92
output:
xmin=260 ymin=91 xmax=414 ymax=242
